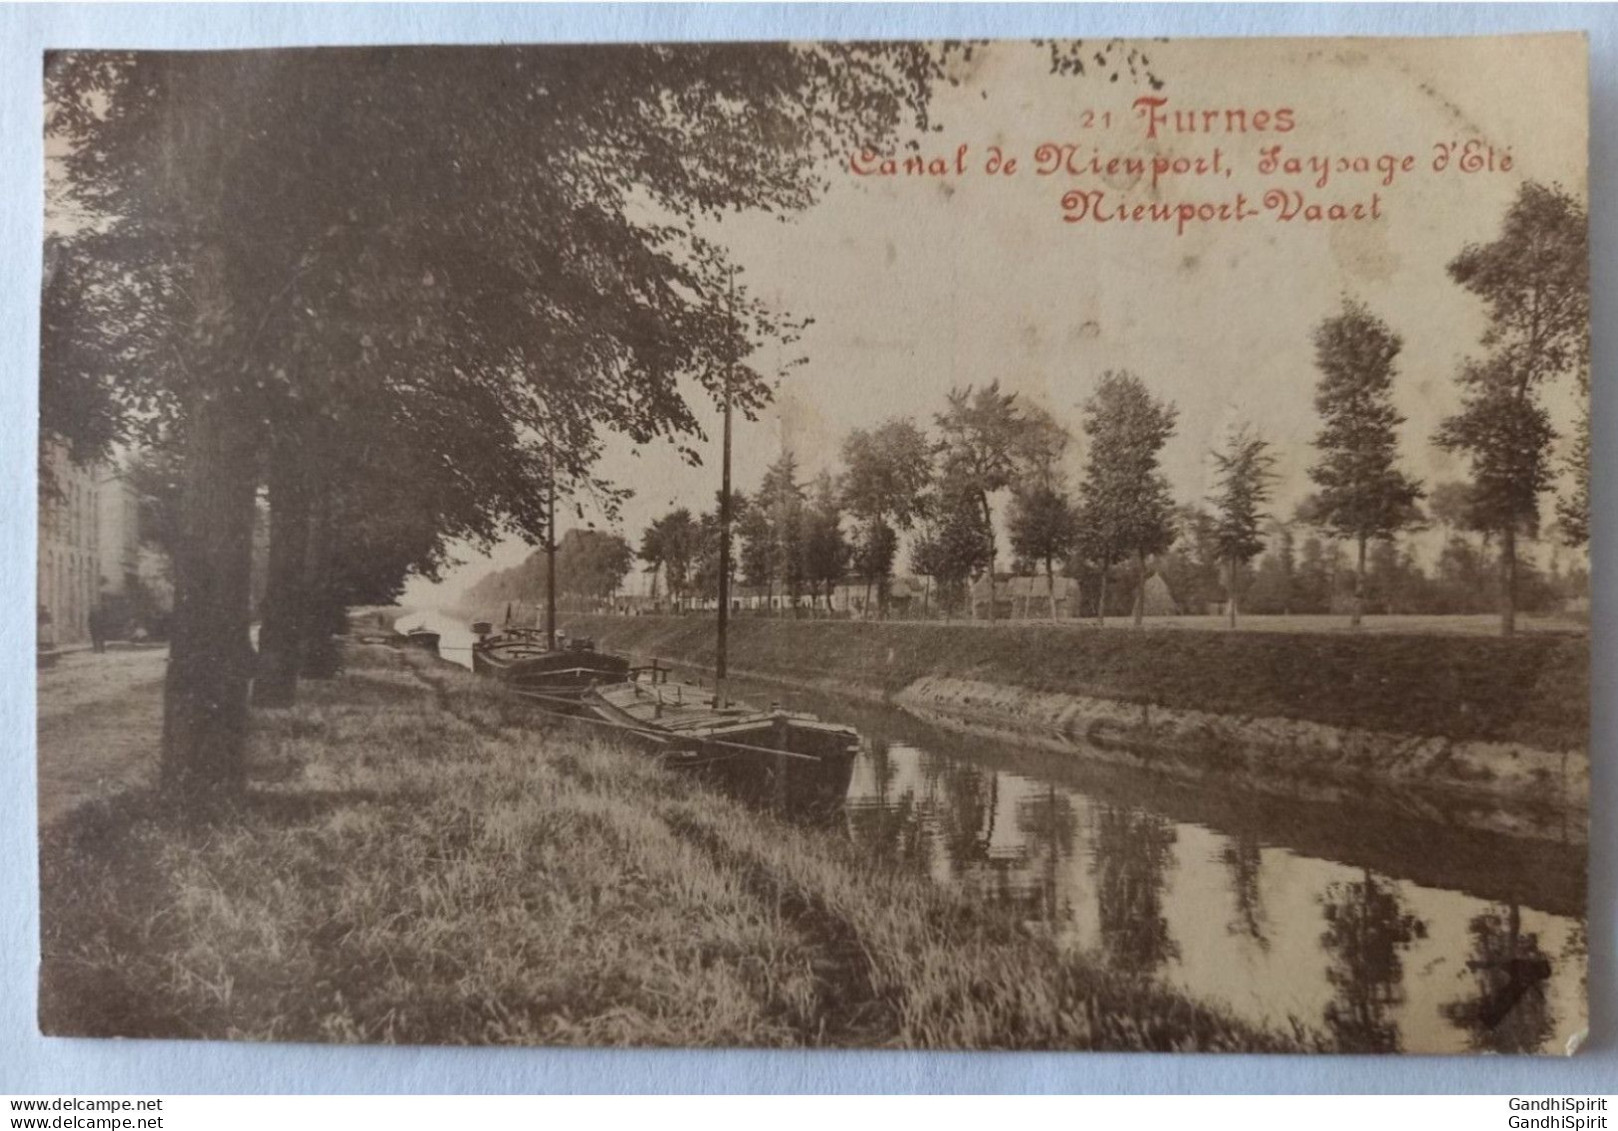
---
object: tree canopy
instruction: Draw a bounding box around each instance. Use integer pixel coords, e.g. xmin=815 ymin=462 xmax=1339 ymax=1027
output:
xmin=1076 ymin=370 xmax=1178 ymax=626
xmin=43 ymin=42 xmax=986 ymax=799
xmin=1434 ymin=181 xmax=1588 ymax=635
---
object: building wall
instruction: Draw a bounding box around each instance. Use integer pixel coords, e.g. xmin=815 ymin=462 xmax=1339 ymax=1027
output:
xmin=38 ymin=442 xmax=101 ymax=646
xmin=38 ymin=444 xmax=147 ymax=646
xmin=96 ymin=470 xmax=142 ymax=595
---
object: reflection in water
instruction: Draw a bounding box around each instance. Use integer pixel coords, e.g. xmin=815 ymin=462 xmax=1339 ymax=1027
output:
xmin=1091 ymin=806 xmax=1179 ymax=977
xmin=413 ymin=611 xmax=1586 ymax=1054
xmin=830 ymin=697 xmax=1584 ymax=1055
xmin=939 ymin=758 xmax=998 ymax=869
xmin=1441 ymin=904 xmax=1555 ymax=1054
xmin=1223 ymin=833 xmax=1270 ymax=952
xmin=1318 ymin=870 xmax=1427 ymax=1053
xmin=846 ymin=738 xmax=933 ymax=878
xmin=1016 ymin=785 xmax=1077 ymax=927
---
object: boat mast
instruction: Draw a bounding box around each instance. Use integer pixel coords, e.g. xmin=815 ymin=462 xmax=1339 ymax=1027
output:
xmin=716 ymin=269 xmax=734 ymax=706
xmin=546 ymin=457 xmax=558 ymax=652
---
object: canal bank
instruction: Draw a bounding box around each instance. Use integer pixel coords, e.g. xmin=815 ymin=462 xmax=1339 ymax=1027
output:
xmin=38 ymin=643 xmax=1308 ymax=1051
xmin=565 ymin=615 xmax=1589 ymax=840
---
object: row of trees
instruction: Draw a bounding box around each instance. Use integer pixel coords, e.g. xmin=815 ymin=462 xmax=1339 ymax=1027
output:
xmin=635 ymin=370 xmax=1265 ymax=626
xmin=630 ymin=180 xmax=1587 ymax=634
xmin=43 ymin=44 xmax=995 ymax=807
xmin=1156 ymin=499 xmax=1585 ymax=621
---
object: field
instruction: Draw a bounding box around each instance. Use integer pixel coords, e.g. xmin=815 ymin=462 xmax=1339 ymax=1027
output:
xmin=568 ymin=614 xmax=1589 ymax=752
xmin=37 ymin=646 xmax=1313 ymax=1050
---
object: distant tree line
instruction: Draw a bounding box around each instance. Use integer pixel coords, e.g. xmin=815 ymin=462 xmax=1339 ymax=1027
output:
xmin=461 ymin=529 xmax=634 ymax=618
xmin=632 ymin=181 xmax=1588 ymax=634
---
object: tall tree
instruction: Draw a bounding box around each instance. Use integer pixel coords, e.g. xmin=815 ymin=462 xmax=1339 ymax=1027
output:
xmin=1007 ymin=406 xmax=1077 ymax=622
xmin=1306 ymin=299 xmax=1425 ymax=627
xmin=800 ymin=471 xmax=848 ymax=614
xmin=934 ymin=382 xmax=1022 ymax=620
xmin=1009 ymin=486 xmax=1078 ymax=622
xmin=638 ymin=508 xmax=700 ymax=608
xmin=48 ymin=44 xmax=975 ymax=801
xmin=755 ymin=452 xmax=807 ymax=614
xmin=1209 ymin=426 xmax=1278 ymax=628
xmin=911 ymin=471 xmax=993 ymax=620
xmin=841 ymin=418 xmax=933 ymax=617
xmin=737 ymin=498 xmax=777 ymax=608
xmin=1075 ymin=371 xmax=1178 ymax=627
xmin=1434 ymin=181 xmax=1589 ymax=636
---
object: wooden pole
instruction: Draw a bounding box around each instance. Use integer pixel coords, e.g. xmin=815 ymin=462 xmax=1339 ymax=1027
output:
xmin=546 ymin=462 xmax=558 ymax=651
xmin=716 ymin=340 xmax=733 ymax=706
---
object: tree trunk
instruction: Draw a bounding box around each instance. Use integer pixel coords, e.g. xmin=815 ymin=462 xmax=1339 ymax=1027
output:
xmin=253 ymin=438 xmax=311 ymax=708
xmin=1227 ymin=554 xmax=1239 ymax=629
xmin=1096 ymin=564 xmax=1109 ymax=627
xmin=1132 ymin=548 xmax=1146 ymax=628
xmin=160 ymin=396 xmax=260 ymax=806
xmin=1046 ymin=557 xmax=1058 ymax=624
xmin=1499 ymin=524 xmax=1517 ymax=636
xmin=300 ymin=489 xmax=341 ymax=678
xmin=1351 ymin=535 xmax=1366 ymax=628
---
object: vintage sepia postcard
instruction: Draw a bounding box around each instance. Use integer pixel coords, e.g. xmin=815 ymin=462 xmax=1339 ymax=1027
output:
xmin=38 ymin=34 xmax=1589 ymax=1054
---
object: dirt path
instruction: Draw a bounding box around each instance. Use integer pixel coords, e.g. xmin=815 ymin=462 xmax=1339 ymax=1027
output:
xmin=37 ymin=647 xmax=167 ymax=827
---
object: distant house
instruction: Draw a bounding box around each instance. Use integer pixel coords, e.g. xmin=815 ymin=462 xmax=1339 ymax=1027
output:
xmin=732 ymin=584 xmax=815 ymax=613
xmin=820 ymin=575 xmax=930 ymax=618
xmin=971 ymin=574 xmax=1081 ymax=620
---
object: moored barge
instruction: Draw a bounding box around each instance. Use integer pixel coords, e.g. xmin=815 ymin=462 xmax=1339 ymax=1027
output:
xmin=581 ymin=662 xmax=859 ymax=815
xmin=471 ymin=626 xmax=630 ymax=702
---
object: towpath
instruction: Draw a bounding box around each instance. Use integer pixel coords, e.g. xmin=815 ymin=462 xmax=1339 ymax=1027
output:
xmin=36 ymin=647 xmax=167 ymax=827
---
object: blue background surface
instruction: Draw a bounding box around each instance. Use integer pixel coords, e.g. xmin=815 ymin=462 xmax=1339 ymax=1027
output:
xmin=1 ymin=3 xmax=1611 ymax=1095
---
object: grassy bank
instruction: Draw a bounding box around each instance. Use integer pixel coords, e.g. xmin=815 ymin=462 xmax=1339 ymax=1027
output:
xmin=39 ymin=646 xmax=1312 ymax=1050
xmin=567 ymin=615 xmax=1587 ymax=752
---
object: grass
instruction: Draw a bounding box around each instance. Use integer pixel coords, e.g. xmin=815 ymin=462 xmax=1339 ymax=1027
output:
xmin=567 ymin=615 xmax=1588 ymax=752
xmin=38 ymin=646 xmax=1315 ymax=1051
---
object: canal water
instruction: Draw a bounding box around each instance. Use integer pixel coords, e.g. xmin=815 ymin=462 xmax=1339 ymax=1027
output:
xmin=408 ymin=609 xmax=1587 ymax=1055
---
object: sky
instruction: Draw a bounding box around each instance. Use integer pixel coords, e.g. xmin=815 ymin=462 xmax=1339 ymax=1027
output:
xmin=380 ymin=35 xmax=1587 ymax=608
